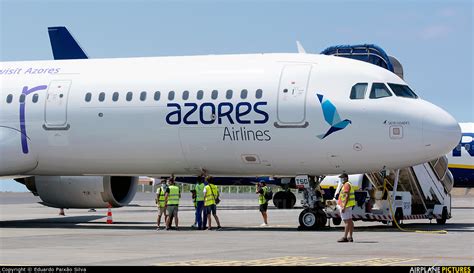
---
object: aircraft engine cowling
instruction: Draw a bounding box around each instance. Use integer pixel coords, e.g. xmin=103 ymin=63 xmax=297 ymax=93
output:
xmin=18 ymin=176 xmax=138 ymax=208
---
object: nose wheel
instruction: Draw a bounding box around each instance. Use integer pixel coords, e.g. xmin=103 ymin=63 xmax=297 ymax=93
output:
xmin=298 ymin=208 xmax=327 ymax=230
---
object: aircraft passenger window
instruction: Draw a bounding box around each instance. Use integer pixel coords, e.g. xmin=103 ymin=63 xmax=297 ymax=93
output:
xmin=456 ymin=144 xmax=461 ymax=151
xmin=99 ymin=92 xmax=105 ymax=102
xmin=387 ymin=83 xmax=418 ymax=99
xmin=112 ymin=92 xmax=119 ymax=102
xmin=256 ymin=89 xmax=263 ymax=99
xmin=140 ymin=91 xmax=147 ymax=101
xmin=182 ymin=90 xmax=189 ymax=100
xmin=126 ymin=92 xmax=133 ymax=101
xmin=154 ymin=91 xmax=161 ymax=101
xmin=226 ymin=89 xmax=233 ymax=99
xmin=241 ymin=89 xmax=248 ymax=99
xmin=6 ymin=94 xmax=13 ymax=104
xmin=350 ymin=83 xmax=368 ymax=99
xmin=85 ymin=93 xmax=92 ymax=102
xmin=19 ymin=94 xmax=25 ymax=103
xmin=32 ymin=94 xmax=39 ymax=103
xmin=197 ymin=90 xmax=204 ymax=100
xmin=168 ymin=91 xmax=175 ymax=101
xmin=465 ymin=144 xmax=471 ymax=151
xmin=211 ymin=90 xmax=218 ymax=100
xmin=369 ymin=83 xmax=392 ymax=99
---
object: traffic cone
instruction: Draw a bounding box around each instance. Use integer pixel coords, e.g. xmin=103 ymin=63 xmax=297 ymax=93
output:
xmin=106 ymin=204 xmax=113 ymax=224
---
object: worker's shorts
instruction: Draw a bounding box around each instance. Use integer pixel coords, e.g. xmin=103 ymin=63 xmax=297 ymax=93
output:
xmin=338 ymin=205 xmax=353 ymax=221
xmin=157 ymin=206 xmax=167 ymax=216
xmin=259 ymin=203 xmax=268 ymax=212
xmin=205 ymin=204 xmax=217 ymax=215
xmin=167 ymin=205 xmax=179 ymax=217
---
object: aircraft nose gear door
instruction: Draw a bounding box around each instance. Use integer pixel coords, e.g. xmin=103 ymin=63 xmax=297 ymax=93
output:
xmin=274 ymin=64 xmax=312 ymax=128
xmin=44 ymin=80 xmax=71 ymax=130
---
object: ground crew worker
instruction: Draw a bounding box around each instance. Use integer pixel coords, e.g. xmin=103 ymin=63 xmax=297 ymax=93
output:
xmin=203 ymin=176 xmax=222 ymax=230
xmin=193 ymin=176 xmax=206 ymax=230
xmin=256 ymin=182 xmax=269 ymax=226
xmin=314 ymin=178 xmax=325 ymax=208
xmin=202 ymin=178 xmax=209 ymax=229
xmin=165 ymin=178 xmax=181 ymax=230
xmin=337 ymin=173 xmax=355 ymax=242
xmin=155 ymin=179 xmax=168 ymax=230
xmin=190 ymin=182 xmax=197 ymax=228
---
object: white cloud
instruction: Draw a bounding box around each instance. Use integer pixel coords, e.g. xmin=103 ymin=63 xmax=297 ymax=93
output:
xmin=420 ymin=25 xmax=452 ymax=40
xmin=438 ymin=7 xmax=458 ymax=18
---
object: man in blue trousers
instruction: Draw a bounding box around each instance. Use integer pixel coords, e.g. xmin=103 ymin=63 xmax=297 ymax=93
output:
xmin=193 ymin=176 xmax=206 ymax=230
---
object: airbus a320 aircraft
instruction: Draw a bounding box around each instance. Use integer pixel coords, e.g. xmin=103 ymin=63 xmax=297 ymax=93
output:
xmin=0 ymin=27 xmax=461 ymax=211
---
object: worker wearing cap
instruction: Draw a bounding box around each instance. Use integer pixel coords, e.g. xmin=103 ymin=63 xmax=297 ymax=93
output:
xmin=155 ymin=179 xmax=168 ymax=230
xmin=165 ymin=178 xmax=181 ymax=230
xmin=337 ymin=173 xmax=355 ymax=242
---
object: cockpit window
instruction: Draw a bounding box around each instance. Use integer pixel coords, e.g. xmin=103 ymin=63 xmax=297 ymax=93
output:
xmin=369 ymin=83 xmax=392 ymax=99
xmin=387 ymin=83 xmax=418 ymax=99
xmin=350 ymin=83 xmax=368 ymax=99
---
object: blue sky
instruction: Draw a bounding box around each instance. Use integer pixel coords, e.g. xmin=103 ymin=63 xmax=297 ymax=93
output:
xmin=1 ymin=0 xmax=472 ymax=191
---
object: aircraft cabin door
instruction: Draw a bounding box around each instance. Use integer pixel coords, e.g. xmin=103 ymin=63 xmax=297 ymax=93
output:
xmin=275 ymin=64 xmax=312 ymax=128
xmin=44 ymin=80 xmax=71 ymax=130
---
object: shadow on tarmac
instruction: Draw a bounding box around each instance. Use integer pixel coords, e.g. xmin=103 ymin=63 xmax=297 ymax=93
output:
xmin=1 ymin=216 xmax=473 ymax=233
xmin=131 ymin=205 xmax=291 ymax=211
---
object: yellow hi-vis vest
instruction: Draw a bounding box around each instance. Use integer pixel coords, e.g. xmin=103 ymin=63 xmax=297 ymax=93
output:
xmin=258 ymin=186 xmax=268 ymax=205
xmin=167 ymin=185 xmax=180 ymax=206
xmin=156 ymin=187 xmax=166 ymax=207
xmin=338 ymin=182 xmax=356 ymax=208
xmin=195 ymin=183 xmax=205 ymax=202
xmin=204 ymin=184 xmax=218 ymax=206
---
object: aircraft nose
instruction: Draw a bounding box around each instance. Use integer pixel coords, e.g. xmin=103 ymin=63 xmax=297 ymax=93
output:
xmin=422 ymin=104 xmax=461 ymax=159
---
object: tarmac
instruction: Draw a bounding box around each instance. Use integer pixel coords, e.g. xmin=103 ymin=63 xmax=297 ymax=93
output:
xmin=0 ymin=190 xmax=473 ymax=266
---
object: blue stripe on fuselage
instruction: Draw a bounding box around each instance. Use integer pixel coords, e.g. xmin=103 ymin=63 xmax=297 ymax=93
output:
xmin=449 ymin=167 xmax=474 ymax=187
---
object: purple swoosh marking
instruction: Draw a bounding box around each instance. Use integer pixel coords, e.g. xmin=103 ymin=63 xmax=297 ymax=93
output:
xmin=20 ymin=85 xmax=48 ymax=154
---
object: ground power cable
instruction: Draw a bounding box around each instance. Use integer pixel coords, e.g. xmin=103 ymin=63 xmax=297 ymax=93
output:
xmin=382 ymin=174 xmax=447 ymax=234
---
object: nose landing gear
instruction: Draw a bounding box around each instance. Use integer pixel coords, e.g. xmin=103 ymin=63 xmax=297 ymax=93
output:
xmin=296 ymin=175 xmax=328 ymax=230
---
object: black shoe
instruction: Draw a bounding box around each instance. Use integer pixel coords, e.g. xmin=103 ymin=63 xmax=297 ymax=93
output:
xmin=337 ymin=237 xmax=349 ymax=243
xmin=348 ymin=237 xmax=353 ymax=242
xmin=216 ymin=226 xmax=222 ymax=230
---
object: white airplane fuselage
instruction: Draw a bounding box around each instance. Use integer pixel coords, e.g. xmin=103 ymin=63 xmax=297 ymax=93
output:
xmin=0 ymin=53 xmax=461 ymax=177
